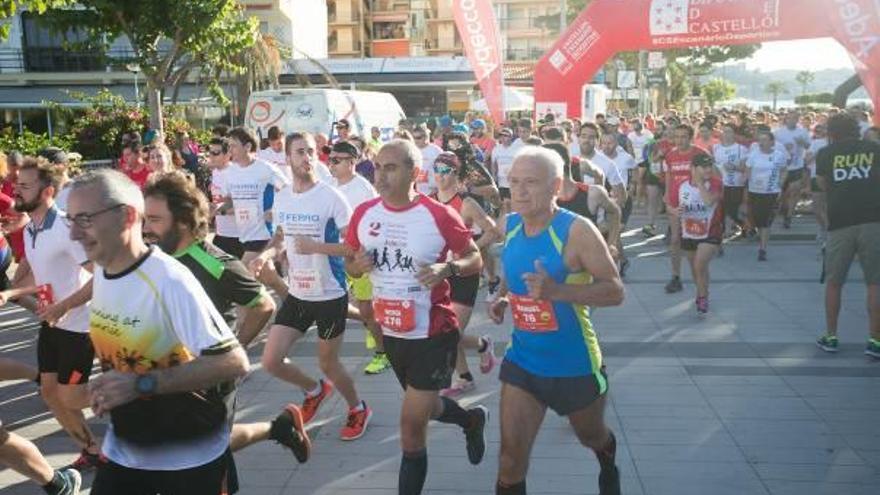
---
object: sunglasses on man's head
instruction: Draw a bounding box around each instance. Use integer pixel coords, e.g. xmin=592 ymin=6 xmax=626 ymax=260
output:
xmin=434 ymin=165 xmax=454 ymax=175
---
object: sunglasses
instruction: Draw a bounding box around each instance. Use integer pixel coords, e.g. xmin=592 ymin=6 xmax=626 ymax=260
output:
xmin=433 ymin=165 xmax=454 ymax=175
xmin=329 ymin=156 xmax=353 ymax=164
xmin=413 ymin=134 xmax=426 ymax=140
xmin=208 ymin=150 xmax=224 ymax=156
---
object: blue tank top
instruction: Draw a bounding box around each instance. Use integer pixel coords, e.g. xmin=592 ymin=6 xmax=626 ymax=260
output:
xmin=501 ymin=209 xmax=605 ymax=383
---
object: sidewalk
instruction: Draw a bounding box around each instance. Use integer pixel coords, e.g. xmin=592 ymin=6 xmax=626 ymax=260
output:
xmin=0 ymin=211 xmax=878 ymax=494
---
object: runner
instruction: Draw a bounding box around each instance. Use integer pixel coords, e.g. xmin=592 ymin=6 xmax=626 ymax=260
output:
xmin=141 ymin=171 xmax=311 ymax=464
xmin=663 ymin=124 xmax=708 ymax=293
xmin=257 ymin=125 xmax=290 ymax=180
xmin=640 ymin=122 xmax=672 ymax=236
xmin=487 ymin=146 xmax=623 ymax=495
xmin=327 ymin=140 xmax=391 ymax=375
xmin=774 ymin=110 xmax=811 ymax=229
xmin=679 ymin=154 xmax=724 ymax=315
xmin=14 ymin=157 xmax=102 ymax=471
xmin=413 ymin=125 xmax=442 ymax=195
xmin=430 ymin=152 xmax=500 ymax=398
xmin=206 ymin=137 xmax=244 ymax=259
xmin=222 ymin=126 xmax=290 ymax=266
xmin=67 ymin=169 xmax=249 ymax=494
xmin=122 ymin=141 xmax=150 ymax=189
xmin=251 ymin=131 xmax=371 ymax=440
xmin=491 ymin=127 xmax=522 ymax=214
xmin=745 ymin=128 xmax=789 ymax=261
xmin=805 ymin=123 xmax=829 ymax=245
xmin=713 ymin=123 xmax=749 ymax=236
xmin=345 ymin=139 xmax=488 ymax=494
xmin=814 ymin=114 xmax=880 ymax=357
xmin=598 ymin=133 xmax=635 ymax=275
xmin=0 ymin=424 xmax=81 ymax=494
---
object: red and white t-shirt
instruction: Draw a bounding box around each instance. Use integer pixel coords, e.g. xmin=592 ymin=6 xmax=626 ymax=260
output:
xmin=346 ymin=194 xmax=471 ymax=340
xmin=679 ymin=177 xmax=724 ymax=241
xmin=664 ymin=146 xmax=708 ymax=207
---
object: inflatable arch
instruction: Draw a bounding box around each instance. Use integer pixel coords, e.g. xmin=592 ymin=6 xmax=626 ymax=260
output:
xmin=533 ymin=0 xmax=880 ymax=123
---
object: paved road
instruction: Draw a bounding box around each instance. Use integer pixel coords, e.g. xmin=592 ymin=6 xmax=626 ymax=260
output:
xmin=1 ymin=211 xmax=878 ymax=495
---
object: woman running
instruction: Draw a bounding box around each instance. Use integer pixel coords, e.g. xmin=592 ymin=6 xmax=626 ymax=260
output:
xmin=745 ymin=127 xmax=789 ymax=261
xmin=679 ymin=153 xmax=723 ymax=314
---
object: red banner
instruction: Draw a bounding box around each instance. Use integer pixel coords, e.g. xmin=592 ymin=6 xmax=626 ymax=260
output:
xmin=534 ymin=0 xmax=880 ymax=124
xmin=453 ymin=0 xmax=505 ymax=123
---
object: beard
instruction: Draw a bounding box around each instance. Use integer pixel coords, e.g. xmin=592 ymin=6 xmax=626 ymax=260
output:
xmin=14 ymin=197 xmax=39 ymax=213
xmin=145 ymin=228 xmax=182 ymax=254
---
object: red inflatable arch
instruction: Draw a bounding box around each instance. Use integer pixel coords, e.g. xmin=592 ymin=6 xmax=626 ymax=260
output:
xmin=534 ymin=0 xmax=880 ymax=123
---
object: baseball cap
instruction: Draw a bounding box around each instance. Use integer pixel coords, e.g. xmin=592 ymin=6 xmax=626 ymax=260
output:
xmin=453 ymin=123 xmax=470 ymax=134
xmin=434 ymin=151 xmax=461 ymax=170
xmin=334 ymin=118 xmax=350 ymax=128
xmin=470 ymin=119 xmax=486 ymax=130
xmin=439 ymin=115 xmax=453 ymax=127
xmin=331 ymin=141 xmax=360 ymax=157
xmin=38 ymin=147 xmax=68 ymax=165
xmin=498 ymin=127 xmax=513 ymax=137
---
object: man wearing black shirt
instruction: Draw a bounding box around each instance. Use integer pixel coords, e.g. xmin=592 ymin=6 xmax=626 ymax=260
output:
xmin=815 ymin=114 xmax=880 ymax=358
xmin=142 ymin=171 xmax=312 ymax=464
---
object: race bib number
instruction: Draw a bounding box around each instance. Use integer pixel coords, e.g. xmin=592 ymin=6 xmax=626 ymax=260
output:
xmin=291 ymin=269 xmax=323 ymax=297
xmin=510 ymin=294 xmax=558 ymax=332
xmin=373 ymin=298 xmax=416 ymax=333
xmin=684 ymin=218 xmax=709 ymax=238
xmin=36 ymin=284 xmax=54 ymax=311
xmin=236 ymin=205 xmax=259 ymax=225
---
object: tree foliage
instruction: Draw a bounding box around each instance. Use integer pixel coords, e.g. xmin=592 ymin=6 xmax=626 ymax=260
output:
xmin=701 ymin=78 xmax=736 ymax=108
xmin=38 ymin=0 xmax=259 ymax=132
xmin=795 ymin=70 xmax=815 ymax=96
xmin=765 ymin=81 xmax=788 ymax=110
xmin=0 ymin=0 xmax=73 ymax=38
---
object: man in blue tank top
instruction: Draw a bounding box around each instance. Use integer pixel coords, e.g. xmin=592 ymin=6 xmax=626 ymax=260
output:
xmin=488 ymin=146 xmax=624 ymax=495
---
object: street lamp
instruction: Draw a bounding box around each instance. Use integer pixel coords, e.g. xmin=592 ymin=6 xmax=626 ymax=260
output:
xmin=126 ymin=63 xmax=141 ymax=108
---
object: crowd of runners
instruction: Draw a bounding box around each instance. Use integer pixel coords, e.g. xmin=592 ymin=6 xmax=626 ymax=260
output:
xmin=0 ymin=102 xmax=876 ymax=495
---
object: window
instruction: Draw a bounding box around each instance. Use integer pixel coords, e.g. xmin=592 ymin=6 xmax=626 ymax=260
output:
xmin=21 ymin=12 xmax=103 ymax=72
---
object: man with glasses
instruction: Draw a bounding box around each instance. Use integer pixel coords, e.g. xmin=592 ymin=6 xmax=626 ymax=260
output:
xmin=327 ymin=141 xmax=391 ymax=375
xmin=413 ymin=125 xmax=442 ymax=195
xmin=251 ymin=132 xmax=372 ymax=441
xmin=207 ymin=137 xmax=243 ymax=259
xmin=346 ymin=139 xmax=488 ymax=494
xmin=222 ymin=126 xmax=289 ymax=267
xmin=66 ymin=168 xmax=248 ymax=494
xmin=13 ymin=157 xmax=102 ymax=471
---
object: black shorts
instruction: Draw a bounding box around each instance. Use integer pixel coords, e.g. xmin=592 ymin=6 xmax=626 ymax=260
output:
xmin=749 ymin=192 xmax=778 ymax=228
xmin=722 ymin=186 xmax=746 ymax=221
xmin=241 ymin=239 xmax=269 ymax=253
xmin=37 ymin=323 xmax=94 ymax=385
xmin=783 ymin=169 xmax=804 ymax=189
xmin=91 ymin=448 xmax=236 ymax=495
xmin=449 ymin=273 xmax=480 ymax=307
xmin=212 ymin=235 xmax=244 ymax=259
xmin=499 ymin=359 xmax=608 ymax=416
xmin=499 ymin=187 xmax=511 ymax=200
xmin=681 ymin=237 xmax=722 ymax=251
xmin=274 ymin=294 xmax=347 ymax=340
xmin=384 ymin=331 xmax=458 ymax=391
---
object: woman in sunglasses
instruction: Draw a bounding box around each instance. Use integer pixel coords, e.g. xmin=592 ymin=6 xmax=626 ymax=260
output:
xmin=678 ymin=153 xmax=723 ymax=315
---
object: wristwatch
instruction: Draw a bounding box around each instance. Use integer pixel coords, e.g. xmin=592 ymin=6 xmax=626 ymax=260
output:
xmin=446 ymin=261 xmax=460 ymax=278
xmin=135 ymin=373 xmax=158 ymax=397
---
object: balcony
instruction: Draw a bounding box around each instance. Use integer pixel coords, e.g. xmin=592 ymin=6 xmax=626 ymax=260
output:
xmin=0 ymin=47 xmax=139 ymax=73
xmin=499 ymin=14 xmax=561 ymax=33
xmin=371 ymin=39 xmax=410 ymax=57
xmin=328 ymin=11 xmax=362 ymax=24
xmin=329 ymin=40 xmax=364 ymax=55
xmin=370 ymin=0 xmax=411 ymax=13
xmin=505 ymin=47 xmax=547 ymax=61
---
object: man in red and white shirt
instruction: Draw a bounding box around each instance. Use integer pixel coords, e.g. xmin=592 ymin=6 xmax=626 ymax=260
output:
xmin=663 ymin=124 xmax=708 ymax=294
xmin=345 ymin=139 xmax=488 ymax=494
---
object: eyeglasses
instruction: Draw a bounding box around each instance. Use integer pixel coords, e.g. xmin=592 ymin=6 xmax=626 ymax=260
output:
xmin=329 ymin=156 xmax=354 ymax=164
xmin=433 ymin=165 xmax=454 ymax=175
xmin=63 ymin=204 xmax=125 ymax=229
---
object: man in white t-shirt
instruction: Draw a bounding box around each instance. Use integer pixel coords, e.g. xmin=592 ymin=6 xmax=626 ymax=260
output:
xmin=327 ymin=141 xmax=391 ymax=375
xmin=66 ymin=168 xmax=248 ymax=493
xmin=206 ymin=137 xmax=243 ymax=258
xmin=774 ymin=111 xmax=811 ymax=228
xmin=256 ymin=125 xmax=291 ymax=181
xmin=599 ymin=133 xmax=635 ymax=274
xmin=223 ymin=126 xmax=290 ymax=266
xmin=11 ymin=158 xmax=102 ymax=471
xmin=491 ymin=127 xmax=523 ymax=214
xmin=412 ymin=126 xmax=442 ymax=195
xmin=251 ymin=132 xmax=372 ymax=442
xmin=627 ymin=119 xmax=654 ymax=164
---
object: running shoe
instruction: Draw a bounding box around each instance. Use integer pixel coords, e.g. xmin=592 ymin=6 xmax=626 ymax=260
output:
xmin=464 ymin=405 xmax=489 ymax=465
xmin=478 ymin=335 xmax=499 ymax=374
xmin=301 ymin=379 xmax=334 ymax=424
xmin=597 ymin=432 xmax=620 ymax=495
xmin=758 ymin=249 xmax=767 ymax=261
xmin=56 ymin=467 xmax=82 ymax=495
xmin=364 ymin=352 xmax=391 ymax=375
xmin=364 ymin=329 xmax=376 ymax=350
xmin=270 ymin=404 xmax=311 ymax=463
xmin=340 ymin=402 xmax=373 ymax=441
xmin=485 ymin=277 xmax=502 ymax=302
xmin=664 ymin=277 xmax=683 ymax=293
xmin=816 ymin=334 xmax=839 ymax=353
xmin=440 ymin=378 xmax=475 ymax=398
xmin=641 ymin=224 xmax=656 ymax=236
xmin=865 ymin=339 xmax=880 ymax=359
xmin=696 ymin=296 xmax=709 ymax=315
xmin=66 ymin=449 xmax=107 ymax=472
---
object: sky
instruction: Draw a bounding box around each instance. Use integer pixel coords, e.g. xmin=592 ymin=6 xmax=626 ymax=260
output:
xmin=740 ymin=38 xmax=853 ymax=72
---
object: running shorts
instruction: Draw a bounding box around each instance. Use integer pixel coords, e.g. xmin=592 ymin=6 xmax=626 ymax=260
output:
xmin=783 ymin=169 xmax=804 ymax=189
xmin=748 ymin=192 xmax=778 ymax=228
xmin=449 ymin=273 xmax=480 ymax=307
xmin=383 ymin=331 xmax=458 ymax=391
xmin=499 ymin=359 xmax=608 ymax=416
xmin=274 ymin=294 xmax=347 ymax=340
xmin=91 ymin=448 xmax=236 ymax=495
xmin=722 ymin=186 xmax=746 ymax=222
xmin=681 ymin=237 xmax=722 ymax=251
xmin=37 ymin=324 xmax=95 ymax=385
xmin=825 ymin=222 xmax=880 ymax=285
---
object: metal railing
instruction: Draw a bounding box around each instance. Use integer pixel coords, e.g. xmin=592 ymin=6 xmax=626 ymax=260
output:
xmin=498 ymin=16 xmax=561 ymax=31
xmin=505 ymin=47 xmax=548 ymax=61
xmin=0 ymin=47 xmax=141 ymax=73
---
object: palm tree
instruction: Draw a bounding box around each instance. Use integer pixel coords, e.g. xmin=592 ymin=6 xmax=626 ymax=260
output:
xmin=795 ymin=70 xmax=815 ymax=96
xmin=765 ymin=81 xmax=788 ymax=110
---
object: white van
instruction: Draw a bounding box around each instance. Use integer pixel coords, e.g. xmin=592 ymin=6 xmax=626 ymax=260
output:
xmin=245 ymin=88 xmax=406 ymax=142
